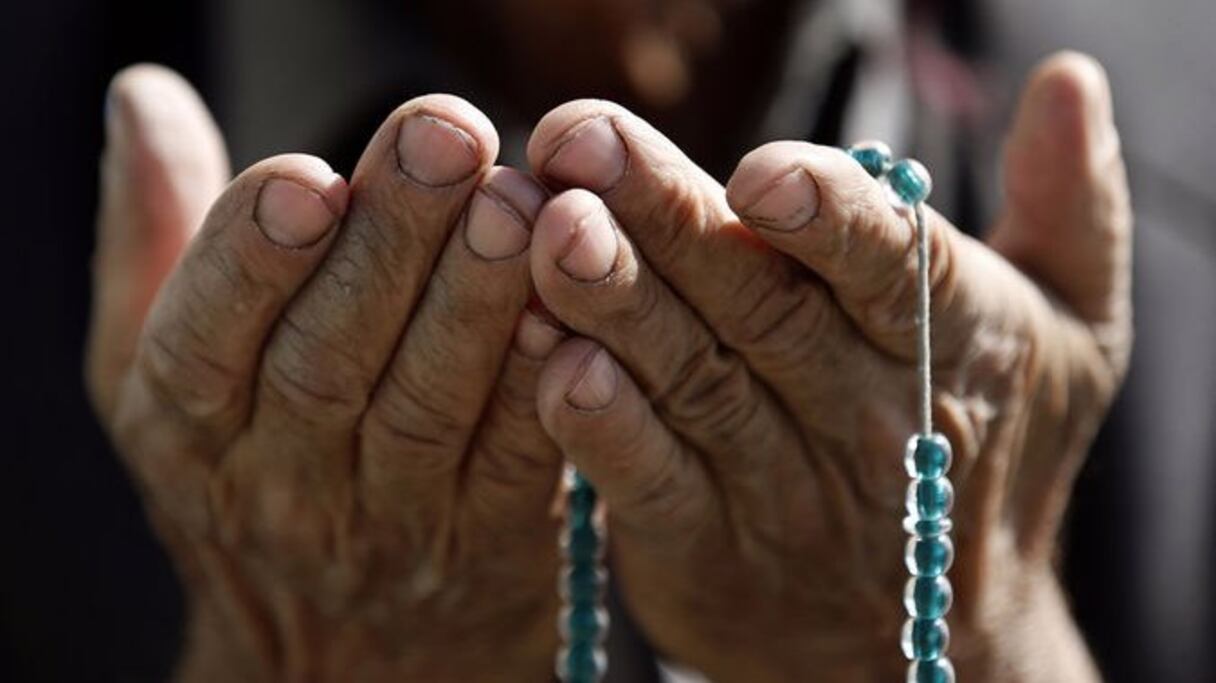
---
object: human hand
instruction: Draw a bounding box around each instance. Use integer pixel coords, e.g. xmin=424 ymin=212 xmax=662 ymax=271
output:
xmin=525 ymin=52 xmax=1128 ymax=681
xmin=86 ymin=66 xmax=566 ymax=682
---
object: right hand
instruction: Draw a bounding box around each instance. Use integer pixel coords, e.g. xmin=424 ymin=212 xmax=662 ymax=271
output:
xmin=524 ymin=53 xmax=1127 ymax=681
xmin=86 ymin=65 xmax=566 ymax=681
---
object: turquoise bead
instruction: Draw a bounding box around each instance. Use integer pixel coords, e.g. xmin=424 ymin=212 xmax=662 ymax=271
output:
xmin=565 ymin=524 xmax=601 ymax=562
xmin=562 ymin=565 xmax=604 ymax=606
xmin=569 ymin=485 xmax=596 ymax=513
xmin=904 ymin=576 xmax=954 ymax=619
xmin=566 ymin=563 xmax=602 ymax=585
xmin=569 ymin=471 xmax=596 ymax=503
xmin=887 ymin=158 xmax=933 ymax=206
xmin=901 ymin=618 xmax=951 ymax=660
xmin=847 ymin=141 xmax=893 ymax=178
xmin=562 ymin=605 xmax=608 ymax=642
xmin=905 ymin=535 xmax=954 ymax=577
xmin=569 ymin=498 xmax=594 ymax=530
xmin=558 ymin=642 xmax=605 ymax=683
xmin=903 ymin=515 xmax=954 ymax=537
xmin=905 ymin=434 xmax=953 ymax=479
xmin=560 ymin=469 xmax=606 ymax=683
xmin=570 ymin=469 xmax=594 ymax=491
xmin=907 ymin=657 xmax=956 ymax=683
xmin=906 ymin=478 xmax=954 ymax=521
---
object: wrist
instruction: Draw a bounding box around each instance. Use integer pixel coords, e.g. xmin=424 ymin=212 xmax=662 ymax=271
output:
xmin=952 ymin=569 xmax=1101 ymax=683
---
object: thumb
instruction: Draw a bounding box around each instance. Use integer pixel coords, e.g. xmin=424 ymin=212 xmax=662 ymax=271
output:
xmin=990 ymin=51 xmax=1133 ymax=368
xmin=86 ymin=64 xmax=230 ymax=420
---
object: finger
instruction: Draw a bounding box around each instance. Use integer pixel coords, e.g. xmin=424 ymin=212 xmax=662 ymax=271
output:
xmin=725 ymin=140 xmax=1037 ymax=365
xmin=526 ymin=101 xmax=843 ymax=386
xmin=990 ymin=52 xmax=1134 ymax=554
xmin=530 ymin=189 xmax=803 ymax=490
xmin=991 ymin=51 xmax=1133 ymax=368
xmin=254 ymin=96 xmax=498 ymax=459
xmin=360 ymin=167 xmax=545 ymax=523
xmin=120 ymin=155 xmax=347 ymax=448
xmin=461 ymin=309 xmax=566 ymax=535
xmin=87 ymin=64 xmax=230 ymax=420
xmin=115 ymin=155 xmax=347 ymax=534
xmin=536 ymin=338 xmax=719 ymax=548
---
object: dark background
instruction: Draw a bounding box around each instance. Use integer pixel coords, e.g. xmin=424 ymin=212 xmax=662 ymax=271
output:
xmin=3 ymin=1 xmax=208 ymax=678
xmin=4 ymin=0 xmax=1214 ymax=681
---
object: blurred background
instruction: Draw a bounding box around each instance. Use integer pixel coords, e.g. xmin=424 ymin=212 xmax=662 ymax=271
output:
xmin=3 ymin=0 xmax=1214 ymax=680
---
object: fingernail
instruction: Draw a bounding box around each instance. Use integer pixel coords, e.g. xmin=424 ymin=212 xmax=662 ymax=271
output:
xmin=465 ymin=188 xmax=532 ymax=260
xmin=544 ymin=117 xmax=627 ymax=192
xmin=397 ymin=114 xmax=480 ymax=186
xmin=557 ymin=206 xmax=618 ymax=281
xmin=740 ymin=169 xmax=819 ymax=231
xmin=514 ymin=310 xmax=566 ymax=359
xmin=255 ymin=178 xmax=338 ymax=248
xmin=565 ymin=347 xmax=618 ymax=410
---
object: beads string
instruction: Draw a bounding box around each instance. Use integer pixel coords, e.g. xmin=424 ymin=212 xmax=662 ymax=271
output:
xmin=849 ymin=143 xmax=957 ymax=683
xmin=557 ymin=466 xmax=608 ymax=682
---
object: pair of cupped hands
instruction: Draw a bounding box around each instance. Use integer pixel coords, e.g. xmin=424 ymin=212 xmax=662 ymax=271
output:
xmin=87 ymin=51 xmax=1129 ymax=682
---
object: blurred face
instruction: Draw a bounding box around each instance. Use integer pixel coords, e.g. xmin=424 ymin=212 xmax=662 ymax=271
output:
xmin=424 ymin=0 xmax=771 ymax=109
xmin=498 ymin=0 xmax=737 ymax=106
xmin=420 ymin=0 xmax=799 ymax=171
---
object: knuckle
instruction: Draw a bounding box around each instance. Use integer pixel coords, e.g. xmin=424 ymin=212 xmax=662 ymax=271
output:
xmin=364 ymin=368 xmax=470 ymax=468
xmin=491 ymin=370 xmax=542 ymax=424
xmin=427 ymin=266 xmax=514 ymax=331
xmin=811 ymin=188 xmax=871 ymax=265
xmin=927 ymin=225 xmax=957 ymax=307
xmin=608 ymin=267 xmax=664 ymax=329
xmin=262 ymin=312 xmax=369 ymax=420
xmin=855 ymin=239 xmax=921 ymax=335
xmin=634 ymin=174 xmax=708 ymax=264
xmin=195 ymin=239 xmax=269 ymax=316
xmin=849 ymin=211 xmax=958 ymax=340
xmin=470 ymin=425 xmax=558 ymax=495
xmin=107 ymin=394 xmax=217 ymax=533
xmin=210 ymin=469 xmax=336 ymax=564
xmin=322 ymin=210 xmax=408 ymax=301
xmin=139 ymin=321 xmax=244 ymax=423
xmin=622 ymin=441 xmax=708 ymax=542
xmin=726 ymin=272 xmax=835 ymax=365
xmin=658 ymin=343 xmax=756 ymax=441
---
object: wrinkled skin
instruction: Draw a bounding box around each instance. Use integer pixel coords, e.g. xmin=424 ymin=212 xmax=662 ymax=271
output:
xmin=88 ymin=66 xmax=568 ymax=681
xmin=525 ymin=52 xmax=1127 ymax=682
xmin=86 ymin=49 xmax=1128 ymax=681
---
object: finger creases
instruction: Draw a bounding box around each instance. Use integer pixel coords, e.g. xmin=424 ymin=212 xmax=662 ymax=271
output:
xmin=252 ymin=95 xmax=498 ymax=453
xmin=726 ymin=140 xmax=1036 ymax=366
xmin=528 ymin=101 xmax=830 ymax=356
xmin=527 ymin=101 xmax=868 ymax=435
xmin=124 ymin=154 xmax=348 ymax=450
xmin=537 ymin=338 xmax=717 ymax=547
xmin=460 ymin=337 xmax=564 ymax=536
xmin=359 ymin=167 xmax=548 ymax=520
xmin=530 ymin=189 xmax=806 ymax=490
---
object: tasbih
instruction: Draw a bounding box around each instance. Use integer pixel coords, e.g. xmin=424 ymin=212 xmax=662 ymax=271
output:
xmin=556 ymin=466 xmax=607 ymax=682
xmin=849 ymin=142 xmax=957 ymax=683
xmin=555 ymin=143 xmax=954 ymax=683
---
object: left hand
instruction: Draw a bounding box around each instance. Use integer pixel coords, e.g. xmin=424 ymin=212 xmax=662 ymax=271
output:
xmin=524 ymin=51 xmax=1129 ymax=681
xmin=87 ymin=68 xmax=567 ymax=681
